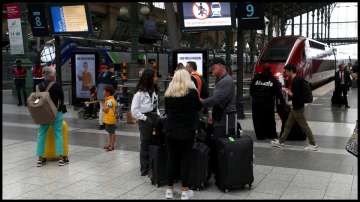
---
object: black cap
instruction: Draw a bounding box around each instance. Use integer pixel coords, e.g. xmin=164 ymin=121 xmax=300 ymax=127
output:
xmin=209 ymin=57 xmax=226 ymax=67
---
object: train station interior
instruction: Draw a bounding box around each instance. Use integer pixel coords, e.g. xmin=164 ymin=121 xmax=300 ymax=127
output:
xmin=2 ymin=2 xmax=358 ymax=200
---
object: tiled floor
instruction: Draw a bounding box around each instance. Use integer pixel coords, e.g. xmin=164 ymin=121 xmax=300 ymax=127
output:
xmin=3 ymin=140 xmax=358 ymax=200
xmin=2 ymin=82 xmax=358 ymax=199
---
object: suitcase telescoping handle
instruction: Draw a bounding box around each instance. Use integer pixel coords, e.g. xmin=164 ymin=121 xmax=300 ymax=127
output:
xmin=226 ymin=112 xmax=239 ymax=138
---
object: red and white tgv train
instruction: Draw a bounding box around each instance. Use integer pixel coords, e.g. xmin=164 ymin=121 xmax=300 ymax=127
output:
xmin=254 ymin=36 xmax=342 ymax=88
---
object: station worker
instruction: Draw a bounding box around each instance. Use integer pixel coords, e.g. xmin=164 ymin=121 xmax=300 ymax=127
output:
xmin=12 ymin=59 xmax=27 ymax=106
xmin=131 ymin=68 xmax=161 ymax=177
xmin=32 ymin=60 xmax=44 ymax=92
xmin=250 ymin=67 xmax=285 ymax=140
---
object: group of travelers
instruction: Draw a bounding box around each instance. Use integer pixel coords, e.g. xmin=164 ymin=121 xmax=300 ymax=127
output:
xmin=131 ymin=58 xmax=237 ymax=199
xmin=19 ymin=55 xmax=356 ymax=199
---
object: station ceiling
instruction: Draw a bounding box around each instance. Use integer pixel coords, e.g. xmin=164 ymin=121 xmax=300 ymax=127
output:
xmin=265 ymin=2 xmax=334 ymax=19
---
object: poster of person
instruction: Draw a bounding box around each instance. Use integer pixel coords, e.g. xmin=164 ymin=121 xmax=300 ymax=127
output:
xmin=75 ymin=54 xmax=95 ymax=98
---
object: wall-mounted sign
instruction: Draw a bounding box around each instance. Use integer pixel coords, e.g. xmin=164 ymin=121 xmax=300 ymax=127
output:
xmin=28 ymin=4 xmax=49 ymax=37
xmin=237 ymin=2 xmax=265 ymax=30
xmin=4 ymin=3 xmax=24 ymax=55
xmin=179 ymin=2 xmax=235 ymax=32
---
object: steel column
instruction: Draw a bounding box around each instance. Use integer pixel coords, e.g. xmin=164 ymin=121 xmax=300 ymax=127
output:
xmin=312 ymin=10 xmax=315 ymax=39
xmin=299 ymin=14 xmax=302 ymax=36
xmin=306 ymin=12 xmax=309 ymax=37
xmin=316 ymin=9 xmax=320 ymax=39
xmin=291 ymin=17 xmax=294 ymax=36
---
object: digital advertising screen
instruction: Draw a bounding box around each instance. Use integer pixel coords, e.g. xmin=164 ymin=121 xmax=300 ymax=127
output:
xmin=177 ymin=53 xmax=204 ymax=75
xmin=172 ymin=50 xmax=208 ymax=82
xmin=50 ymin=4 xmax=91 ymax=34
xmin=75 ymin=54 xmax=96 ymax=99
xmin=180 ymin=2 xmax=234 ymax=31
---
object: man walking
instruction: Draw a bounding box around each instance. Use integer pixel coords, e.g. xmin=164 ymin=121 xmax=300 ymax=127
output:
xmin=12 ymin=60 xmax=27 ymax=106
xmin=271 ymin=64 xmax=319 ymax=151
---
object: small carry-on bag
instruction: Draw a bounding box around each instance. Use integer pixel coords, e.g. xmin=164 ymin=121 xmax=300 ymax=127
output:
xmin=215 ymin=113 xmax=254 ymax=193
xmin=27 ymin=82 xmax=57 ymax=124
xmin=188 ymin=140 xmax=210 ymax=191
xmin=44 ymin=120 xmax=69 ymax=160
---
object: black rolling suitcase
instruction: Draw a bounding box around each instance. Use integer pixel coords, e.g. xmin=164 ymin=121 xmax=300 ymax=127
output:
xmin=331 ymin=90 xmax=344 ymax=106
xmin=148 ymin=145 xmax=168 ymax=187
xmin=277 ymin=104 xmax=306 ymax=141
xmin=215 ymin=113 xmax=254 ymax=193
xmin=188 ymin=141 xmax=210 ymax=191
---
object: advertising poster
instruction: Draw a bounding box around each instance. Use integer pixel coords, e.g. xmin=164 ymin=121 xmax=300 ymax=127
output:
xmin=182 ymin=2 xmax=232 ymax=28
xmin=177 ymin=53 xmax=204 ymax=75
xmin=50 ymin=5 xmax=89 ymax=33
xmin=75 ymin=54 xmax=95 ymax=98
xmin=5 ymin=3 xmax=24 ymax=55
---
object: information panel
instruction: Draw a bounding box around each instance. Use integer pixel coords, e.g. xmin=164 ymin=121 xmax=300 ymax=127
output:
xmin=50 ymin=5 xmax=89 ymax=33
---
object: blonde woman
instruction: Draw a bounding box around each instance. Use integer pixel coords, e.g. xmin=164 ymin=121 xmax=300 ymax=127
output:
xmin=164 ymin=69 xmax=202 ymax=200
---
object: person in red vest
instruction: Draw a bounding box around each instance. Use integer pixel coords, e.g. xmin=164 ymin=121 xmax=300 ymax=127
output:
xmin=12 ymin=60 xmax=27 ymax=106
xmin=32 ymin=60 xmax=44 ymax=92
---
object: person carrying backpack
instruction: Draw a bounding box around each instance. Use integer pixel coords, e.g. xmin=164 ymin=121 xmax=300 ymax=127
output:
xmin=271 ymin=64 xmax=319 ymax=151
xmin=35 ymin=66 xmax=69 ymax=166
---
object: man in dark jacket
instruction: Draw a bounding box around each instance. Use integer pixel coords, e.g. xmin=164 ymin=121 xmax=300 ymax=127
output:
xmin=201 ymin=57 xmax=236 ymax=139
xmin=335 ymin=63 xmax=352 ymax=108
xmin=250 ymin=67 xmax=285 ymax=140
xmin=271 ymin=64 xmax=318 ymax=151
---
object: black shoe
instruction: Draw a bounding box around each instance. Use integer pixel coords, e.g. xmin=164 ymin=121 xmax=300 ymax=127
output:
xmin=17 ymin=103 xmax=22 ymax=106
xmin=98 ymin=125 xmax=105 ymax=130
xmin=36 ymin=158 xmax=46 ymax=167
xmin=345 ymin=105 xmax=350 ymax=108
xmin=141 ymin=170 xmax=149 ymax=176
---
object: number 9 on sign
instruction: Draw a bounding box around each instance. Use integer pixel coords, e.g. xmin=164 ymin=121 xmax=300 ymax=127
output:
xmin=246 ymin=4 xmax=254 ymax=17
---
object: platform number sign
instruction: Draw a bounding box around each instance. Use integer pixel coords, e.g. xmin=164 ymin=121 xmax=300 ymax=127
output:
xmin=27 ymin=4 xmax=49 ymax=36
xmin=238 ymin=2 xmax=265 ymax=30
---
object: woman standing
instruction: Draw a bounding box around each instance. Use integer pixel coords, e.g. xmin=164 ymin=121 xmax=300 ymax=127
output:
xmin=131 ymin=68 xmax=160 ymax=176
xmin=164 ymin=69 xmax=202 ymax=200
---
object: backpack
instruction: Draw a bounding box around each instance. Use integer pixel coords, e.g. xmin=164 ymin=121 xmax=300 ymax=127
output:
xmin=302 ymin=80 xmax=313 ymax=103
xmin=27 ymin=82 xmax=58 ymax=124
xmin=192 ymin=73 xmax=209 ymax=99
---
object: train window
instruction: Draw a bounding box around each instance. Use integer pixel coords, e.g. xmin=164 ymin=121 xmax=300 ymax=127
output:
xmin=260 ymin=38 xmax=296 ymax=62
xmin=309 ymin=41 xmax=325 ymax=50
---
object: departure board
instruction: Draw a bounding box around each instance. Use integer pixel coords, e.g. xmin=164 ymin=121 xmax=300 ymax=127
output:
xmin=50 ymin=5 xmax=90 ymax=33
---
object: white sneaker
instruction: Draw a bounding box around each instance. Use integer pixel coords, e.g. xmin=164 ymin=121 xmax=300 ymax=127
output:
xmin=181 ymin=190 xmax=194 ymax=200
xmin=165 ymin=189 xmax=174 ymax=199
xmin=270 ymin=139 xmax=284 ymax=148
xmin=304 ymin=144 xmax=319 ymax=151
